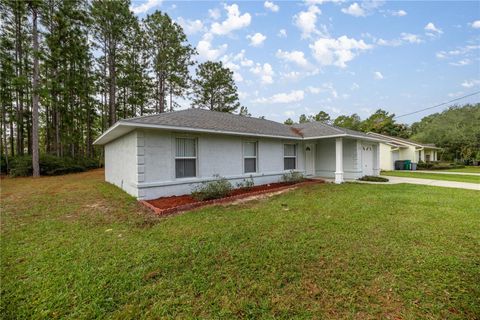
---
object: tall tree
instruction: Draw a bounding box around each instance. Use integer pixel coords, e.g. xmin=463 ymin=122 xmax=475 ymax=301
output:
xmin=30 ymin=0 xmax=40 ymax=176
xmin=144 ymin=11 xmax=195 ymax=113
xmin=91 ymin=0 xmax=134 ymax=126
xmin=313 ymin=110 xmax=330 ymax=122
xmin=333 ymin=114 xmax=362 ymax=130
xmin=191 ymin=61 xmax=241 ymax=113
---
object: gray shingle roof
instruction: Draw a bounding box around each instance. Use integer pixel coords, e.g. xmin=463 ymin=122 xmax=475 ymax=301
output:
xmin=94 ymin=109 xmax=384 ymax=145
xmin=366 ymin=132 xmax=439 ymax=148
xmin=121 ymin=108 xmax=300 ymax=138
xmin=292 ymin=121 xmax=370 ymax=138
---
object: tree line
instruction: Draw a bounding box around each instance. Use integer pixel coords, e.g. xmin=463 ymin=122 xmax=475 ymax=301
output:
xmin=284 ymin=104 xmax=480 ymax=162
xmin=0 ymin=0 xmax=242 ymax=174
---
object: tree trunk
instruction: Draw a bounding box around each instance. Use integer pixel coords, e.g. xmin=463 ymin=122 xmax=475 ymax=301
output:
xmin=31 ymin=4 xmax=40 ymax=177
xmin=108 ymin=42 xmax=116 ymax=126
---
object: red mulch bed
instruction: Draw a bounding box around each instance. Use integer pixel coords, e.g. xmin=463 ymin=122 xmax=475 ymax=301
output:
xmin=141 ymin=180 xmax=322 ymax=216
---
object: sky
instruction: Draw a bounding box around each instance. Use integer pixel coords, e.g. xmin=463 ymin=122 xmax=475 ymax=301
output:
xmin=130 ymin=0 xmax=480 ymax=124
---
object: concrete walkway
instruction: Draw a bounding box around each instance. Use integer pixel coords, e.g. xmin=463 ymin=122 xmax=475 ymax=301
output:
xmin=414 ymin=170 xmax=480 ymax=176
xmin=379 ymin=175 xmax=480 ymax=191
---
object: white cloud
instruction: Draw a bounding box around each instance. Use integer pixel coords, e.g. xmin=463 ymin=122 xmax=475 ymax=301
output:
xmin=392 ymin=9 xmax=407 ymax=16
xmin=276 ymin=49 xmax=309 ymax=68
xmin=278 ymin=29 xmax=287 ymax=37
xmin=306 ymin=83 xmax=338 ymax=98
xmin=247 ymin=33 xmax=267 ymax=47
xmin=208 ymin=8 xmax=221 ymax=20
xmin=264 ymin=1 xmax=279 ymax=12
xmin=401 ymin=33 xmax=422 ymax=44
xmin=254 ymin=90 xmax=304 ymax=104
xmin=377 ymin=38 xmax=402 ymax=47
xmin=450 ymin=59 xmax=471 ymax=66
xmin=461 ymin=79 xmax=480 ymax=88
xmin=280 ymin=71 xmax=302 ymax=81
xmin=471 ymin=20 xmax=480 ymax=29
xmin=197 ymin=33 xmax=228 ymax=60
xmin=341 ymin=3 xmax=365 ymax=17
xmin=130 ymin=0 xmax=162 ymax=14
xmin=250 ymin=63 xmax=274 ymax=84
xmin=351 ymin=82 xmax=360 ymax=90
xmin=377 ymin=33 xmax=422 ymax=46
xmin=211 ymin=4 xmax=251 ymax=36
xmin=374 ymin=71 xmax=384 ymax=80
xmin=424 ymin=22 xmax=443 ymax=34
xmin=309 ymin=36 xmax=372 ymax=68
xmin=176 ymin=18 xmax=205 ymax=35
xmin=284 ymin=110 xmax=296 ymax=117
xmin=293 ymin=5 xmax=322 ymax=38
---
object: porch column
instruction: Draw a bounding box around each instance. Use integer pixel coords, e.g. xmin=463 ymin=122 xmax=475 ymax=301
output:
xmin=373 ymin=143 xmax=380 ymax=176
xmin=335 ymin=137 xmax=344 ymax=184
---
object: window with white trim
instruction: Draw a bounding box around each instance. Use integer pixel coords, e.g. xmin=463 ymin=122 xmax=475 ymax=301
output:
xmin=175 ymin=138 xmax=196 ymax=178
xmin=284 ymin=144 xmax=296 ymax=170
xmin=243 ymin=141 xmax=257 ymax=173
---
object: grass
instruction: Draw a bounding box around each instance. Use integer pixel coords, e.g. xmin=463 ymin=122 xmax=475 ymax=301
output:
xmin=1 ymin=169 xmax=479 ymax=319
xmin=381 ymin=171 xmax=480 ymax=184
xmin=438 ymin=166 xmax=480 ymax=174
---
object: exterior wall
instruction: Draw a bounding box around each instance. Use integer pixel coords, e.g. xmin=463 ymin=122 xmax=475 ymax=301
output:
xmin=423 ymin=149 xmax=436 ymax=162
xmin=399 ymin=146 xmax=417 ymax=163
xmin=104 ymin=131 xmax=138 ymax=197
xmin=137 ymin=129 xmax=305 ymax=200
xmin=314 ymin=138 xmax=366 ymax=179
xmin=378 ymin=143 xmax=394 ymax=171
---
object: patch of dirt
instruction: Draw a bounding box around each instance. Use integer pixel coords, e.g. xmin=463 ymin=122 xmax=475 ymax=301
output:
xmin=144 ymin=181 xmax=321 ymax=215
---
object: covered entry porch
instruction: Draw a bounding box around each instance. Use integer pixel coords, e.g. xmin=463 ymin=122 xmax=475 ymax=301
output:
xmin=303 ymin=137 xmax=381 ymax=183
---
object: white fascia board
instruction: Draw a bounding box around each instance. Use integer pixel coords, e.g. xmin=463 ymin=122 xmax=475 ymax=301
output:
xmin=303 ymin=134 xmax=388 ymax=143
xmin=94 ymin=121 xmax=303 ymax=145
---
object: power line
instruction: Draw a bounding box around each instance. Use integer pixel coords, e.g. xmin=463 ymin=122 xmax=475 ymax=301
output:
xmin=394 ymin=90 xmax=480 ymax=119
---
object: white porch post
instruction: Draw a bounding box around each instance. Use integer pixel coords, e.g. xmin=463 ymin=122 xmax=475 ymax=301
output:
xmin=335 ymin=137 xmax=344 ymax=184
xmin=373 ymin=143 xmax=380 ymax=176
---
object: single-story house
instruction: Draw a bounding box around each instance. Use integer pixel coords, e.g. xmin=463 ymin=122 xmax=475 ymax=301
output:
xmin=366 ymin=132 xmax=441 ymax=171
xmin=93 ymin=109 xmax=387 ymax=200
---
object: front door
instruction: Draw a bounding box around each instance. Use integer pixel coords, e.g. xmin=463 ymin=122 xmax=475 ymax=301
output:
xmin=305 ymin=144 xmax=315 ymax=176
xmin=362 ymin=144 xmax=373 ymax=176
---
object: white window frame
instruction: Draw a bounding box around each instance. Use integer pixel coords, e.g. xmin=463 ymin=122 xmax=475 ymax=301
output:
xmin=284 ymin=143 xmax=297 ymax=170
xmin=175 ymin=137 xmax=197 ymax=179
xmin=243 ymin=141 xmax=258 ymax=173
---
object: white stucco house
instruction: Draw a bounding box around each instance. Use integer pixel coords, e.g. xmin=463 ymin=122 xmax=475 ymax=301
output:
xmin=93 ymin=109 xmax=387 ymax=200
xmin=366 ymin=132 xmax=441 ymax=171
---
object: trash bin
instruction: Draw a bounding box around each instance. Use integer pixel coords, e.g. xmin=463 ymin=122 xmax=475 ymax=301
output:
xmin=411 ymin=162 xmax=417 ymax=171
xmin=394 ymin=160 xmax=405 ymax=170
xmin=404 ymin=160 xmax=411 ymax=170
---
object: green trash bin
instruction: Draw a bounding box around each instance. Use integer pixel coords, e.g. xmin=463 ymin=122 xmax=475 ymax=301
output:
xmin=404 ymin=160 xmax=411 ymax=170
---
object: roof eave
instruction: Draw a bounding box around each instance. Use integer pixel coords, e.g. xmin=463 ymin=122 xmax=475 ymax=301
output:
xmin=93 ymin=121 xmax=303 ymax=145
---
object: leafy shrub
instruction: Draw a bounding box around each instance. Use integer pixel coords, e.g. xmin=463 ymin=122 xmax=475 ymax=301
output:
xmin=8 ymin=154 xmax=100 ymax=177
xmin=191 ymin=175 xmax=233 ymax=201
xmin=282 ymin=170 xmax=305 ymax=184
xmin=236 ymin=176 xmax=255 ymax=190
xmin=417 ymin=161 xmax=465 ymax=170
xmin=358 ymin=176 xmax=389 ymax=182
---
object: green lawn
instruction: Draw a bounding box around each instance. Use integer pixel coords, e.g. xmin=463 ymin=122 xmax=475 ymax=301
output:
xmin=440 ymin=166 xmax=480 ymax=174
xmin=381 ymin=171 xmax=480 ymax=184
xmin=1 ymin=170 xmax=479 ymax=319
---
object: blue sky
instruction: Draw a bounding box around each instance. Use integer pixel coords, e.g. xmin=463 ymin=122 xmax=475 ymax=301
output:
xmin=130 ymin=0 xmax=480 ymax=124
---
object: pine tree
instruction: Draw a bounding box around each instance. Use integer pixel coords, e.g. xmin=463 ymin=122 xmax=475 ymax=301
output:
xmin=91 ymin=0 xmax=134 ymax=126
xmin=144 ymin=11 xmax=195 ymax=113
xmin=191 ymin=61 xmax=241 ymax=113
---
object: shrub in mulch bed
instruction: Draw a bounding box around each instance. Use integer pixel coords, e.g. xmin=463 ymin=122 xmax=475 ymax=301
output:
xmin=358 ymin=176 xmax=389 ymax=182
xmin=141 ymin=180 xmax=322 ymax=216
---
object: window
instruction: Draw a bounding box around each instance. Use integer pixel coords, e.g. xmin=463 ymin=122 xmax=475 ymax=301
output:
xmin=284 ymin=144 xmax=296 ymax=170
xmin=175 ymin=138 xmax=196 ymax=178
xmin=243 ymin=141 xmax=257 ymax=173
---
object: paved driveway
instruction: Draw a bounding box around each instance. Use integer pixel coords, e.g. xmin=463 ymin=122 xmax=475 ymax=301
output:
xmin=379 ymin=175 xmax=480 ymax=191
